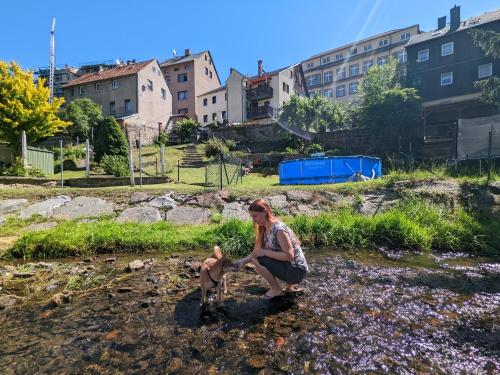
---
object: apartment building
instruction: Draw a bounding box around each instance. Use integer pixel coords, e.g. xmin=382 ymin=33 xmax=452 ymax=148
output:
xmin=302 ymin=24 xmax=420 ymax=103
xmin=62 ymin=59 xmax=172 ymax=144
xmin=35 ymin=65 xmax=80 ymax=98
xmin=197 ymin=86 xmax=227 ymax=125
xmin=160 ymin=49 xmax=220 ymax=121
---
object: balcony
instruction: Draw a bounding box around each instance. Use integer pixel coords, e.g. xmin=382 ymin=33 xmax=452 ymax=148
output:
xmin=247 ymin=104 xmax=274 ymax=120
xmin=246 ymin=84 xmax=273 ymax=102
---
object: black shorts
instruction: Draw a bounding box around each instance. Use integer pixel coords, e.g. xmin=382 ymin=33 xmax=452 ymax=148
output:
xmin=257 ymin=256 xmax=306 ymax=284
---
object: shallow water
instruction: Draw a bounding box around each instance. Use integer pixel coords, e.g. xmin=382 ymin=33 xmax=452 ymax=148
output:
xmin=0 ymin=249 xmax=499 ymax=374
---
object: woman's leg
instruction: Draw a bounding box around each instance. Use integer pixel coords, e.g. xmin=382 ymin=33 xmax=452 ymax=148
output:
xmin=251 ymin=256 xmax=282 ymax=297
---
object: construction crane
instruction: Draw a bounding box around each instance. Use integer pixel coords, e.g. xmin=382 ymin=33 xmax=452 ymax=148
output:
xmin=48 ymin=18 xmax=56 ymax=103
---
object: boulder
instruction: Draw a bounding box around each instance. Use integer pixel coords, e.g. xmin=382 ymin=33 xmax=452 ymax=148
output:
xmin=50 ymin=293 xmax=71 ymax=307
xmin=222 ymin=202 xmax=250 ymax=221
xmin=265 ymin=195 xmax=289 ymax=213
xmin=187 ymin=192 xmax=224 ymax=208
xmin=52 ymin=197 xmax=114 ymax=220
xmin=25 ymin=222 xmax=58 ymax=232
xmin=358 ymin=194 xmax=397 ymax=216
xmin=0 ymin=199 xmax=28 ymax=214
xmin=19 ymin=195 xmax=71 ymax=219
xmin=165 ymin=206 xmax=211 ymax=225
xmin=290 ymin=204 xmax=321 ymax=217
xmin=116 ymin=207 xmax=162 ymax=223
xmin=148 ymin=193 xmax=176 ymax=210
xmin=129 ymin=192 xmax=150 ymax=205
xmin=489 ymin=181 xmax=500 ymax=194
xmin=286 ymin=190 xmax=313 ymax=203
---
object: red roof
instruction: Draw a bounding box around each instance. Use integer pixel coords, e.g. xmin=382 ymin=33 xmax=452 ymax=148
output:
xmin=63 ymin=60 xmax=154 ymax=88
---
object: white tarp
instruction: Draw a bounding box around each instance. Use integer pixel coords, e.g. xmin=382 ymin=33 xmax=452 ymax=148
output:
xmin=457 ymin=114 xmax=500 ymax=160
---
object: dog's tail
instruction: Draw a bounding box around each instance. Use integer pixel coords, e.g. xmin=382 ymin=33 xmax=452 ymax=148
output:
xmin=213 ymin=246 xmax=222 ymax=259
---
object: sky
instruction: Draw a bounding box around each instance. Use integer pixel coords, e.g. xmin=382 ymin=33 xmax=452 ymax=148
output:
xmin=1 ymin=0 xmax=498 ymax=82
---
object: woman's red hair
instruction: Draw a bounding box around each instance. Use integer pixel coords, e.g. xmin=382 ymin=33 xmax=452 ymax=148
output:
xmin=248 ymin=199 xmax=277 ymax=249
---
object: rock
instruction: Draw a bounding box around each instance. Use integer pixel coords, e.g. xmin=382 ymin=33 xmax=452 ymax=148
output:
xmin=83 ymin=257 xmax=94 ymax=263
xmin=165 ymin=206 xmax=211 ymax=225
xmin=219 ymin=189 xmax=231 ymax=202
xmin=117 ymin=287 xmax=134 ymax=293
xmin=18 ymin=195 xmax=71 ymax=219
xmin=128 ymin=192 xmax=150 ymax=205
xmin=24 ymin=222 xmax=58 ymax=232
xmin=0 ymin=216 xmax=6 ymax=225
xmin=291 ymin=204 xmax=321 ymax=217
xmin=265 ymin=195 xmax=288 ymax=213
xmin=0 ymin=199 xmax=28 ymax=214
xmin=166 ymin=357 xmax=183 ymax=373
xmin=358 ymin=194 xmax=397 ymax=216
xmin=45 ymin=284 xmax=58 ymax=293
xmin=36 ymin=262 xmax=54 ymax=269
xmin=126 ymin=260 xmax=145 ymax=272
xmin=222 ymin=202 xmax=249 ymax=221
xmin=323 ymin=191 xmax=353 ymax=206
xmin=0 ymin=295 xmax=20 ymax=309
xmin=116 ymin=207 xmax=162 ymax=223
xmin=147 ymin=193 xmax=176 ymax=210
xmin=52 ymin=197 xmax=114 ymax=220
xmin=247 ymin=355 xmax=267 ymax=369
xmin=287 ymin=190 xmax=313 ymax=203
xmin=187 ymin=192 xmax=224 ymax=208
xmin=188 ymin=261 xmax=201 ymax=273
xmin=489 ymin=181 xmax=500 ymax=194
xmin=13 ymin=272 xmax=34 ymax=278
xmin=50 ymin=293 xmax=71 ymax=307
xmin=105 ymin=257 xmax=117 ymax=263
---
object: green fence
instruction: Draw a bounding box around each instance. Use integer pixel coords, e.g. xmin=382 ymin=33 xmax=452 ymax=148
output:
xmin=27 ymin=146 xmax=54 ymax=175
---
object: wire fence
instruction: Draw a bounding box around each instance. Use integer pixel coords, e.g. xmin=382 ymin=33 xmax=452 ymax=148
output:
xmin=204 ymin=154 xmax=243 ymax=190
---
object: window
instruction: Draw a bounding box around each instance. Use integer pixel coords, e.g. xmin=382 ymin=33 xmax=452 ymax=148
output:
xmin=203 ymin=115 xmax=208 ymax=123
xmin=222 ymin=111 xmax=227 ymax=120
xmin=178 ymin=91 xmax=188 ymax=100
xmin=417 ymin=49 xmax=429 ymax=62
xmin=209 ymin=59 xmax=212 ymax=66
xmin=109 ymin=101 xmax=115 ymax=114
xmin=350 ymin=48 xmax=357 ymax=56
xmin=165 ymin=75 xmax=170 ymax=83
xmin=349 ymin=64 xmax=359 ymax=77
xmin=55 ymin=75 xmax=61 ymax=82
xmin=400 ymin=32 xmax=411 ymax=40
xmin=95 ymin=83 xmax=101 ymax=92
xmin=178 ymin=108 xmax=188 ymax=115
xmin=322 ymin=56 xmax=330 ymax=64
xmin=478 ymin=63 xmax=492 ymax=79
xmin=306 ymin=62 xmax=314 ymax=68
xmin=324 ymin=71 xmax=333 ymax=83
xmin=184 ymin=64 xmax=190 ymax=70
xmin=203 ymin=98 xmax=208 ymax=106
xmin=309 ymin=89 xmax=317 ymax=97
xmin=70 ymin=88 xmax=75 ymax=96
xmin=306 ymin=74 xmax=321 ymax=86
xmin=212 ymin=96 xmax=216 ymax=104
xmin=441 ymin=42 xmax=454 ymax=56
xmin=79 ymin=86 xmax=85 ymax=95
xmin=336 ymin=85 xmax=346 ymax=97
xmin=147 ymin=79 xmax=153 ymax=91
xmin=152 ymin=66 xmax=156 ymax=73
xmin=212 ymin=113 xmax=216 ymax=121
xmin=349 ymin=82 xmax=359 ymax=95
xmin=440 ymin=72 xmax=453 ymax=86
xmin=335 ymin=53 xmax=343 ymax=60
xmin=225 ymin=93 xmax=227 ymax=101
xmin=205 ymin=67 xmax=208 ymax=75
xmin=177 ymin=73 xmax=188 ymax=82
xmin=336 ymin=68 xmax=346 ymax=80
xmin=161 ymin=88 xmax=166 ymax=100
xmin=398 ymin=50 xmax=407 ymax=63
xmin=363 ymin=44 xmax=372 ymax=52
xmin=377 ymin=56 xmax=388 ymax=65
xmin=378 ymin=39 xmax=388 ymax=47
xmin=323 ymin=88 xmax=333 ymax=98
xmin=174 ymin=67 xmax=179 ymax=71
xmin=209 ymin=71 xmax=212 ymax=79
xmin=205 ymin=55 xmax=207 ymax=61
xmin=362 ymin=60 xmax=373 ymax=73
xmin=124 ymin=99 xmax=131 ymax=113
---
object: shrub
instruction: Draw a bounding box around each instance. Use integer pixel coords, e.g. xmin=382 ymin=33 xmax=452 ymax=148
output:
xmin=1 ymin=157 xmax=27 ymax=176
xmin=304 ymin=143 xmax=324 ymax=154
xmin=175 ymin=118 xmax=197 ymax=143
xmin=94 ymin=117 xmax=128 ymax=163
xmin=155 ymin=131 xmax=169 ymax=146
xmin=204 ymin=137 xmax=229 ymax=157
xmin=100 ymin=155 xmax=129 ymax=177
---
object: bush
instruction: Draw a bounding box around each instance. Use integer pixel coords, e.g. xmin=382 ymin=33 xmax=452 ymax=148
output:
xmin=94 ymin=117 xmax=129 ymax=163
xmin=304 ymin=143 xmax=324 ymax=154
xmin=155 ymin=131 xmax=169 ymax=146
xmin=175 ymin=118 xmax=197 ymax=143
xmin=1 ymin=157 xmax=27 ymax=176
xmin=100 ymin=155 xmax=129 ymax=177
xmin=204 ymin=137 xmax=229 ymax=157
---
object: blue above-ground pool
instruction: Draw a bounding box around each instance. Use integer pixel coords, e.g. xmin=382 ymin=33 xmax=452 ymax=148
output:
xmin=278 ymin=155 xmax=382 ymax=185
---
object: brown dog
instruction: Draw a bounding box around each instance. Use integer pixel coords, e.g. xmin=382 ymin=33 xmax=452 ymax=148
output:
xmin=199 ymin=246 xmax=235 ymax=305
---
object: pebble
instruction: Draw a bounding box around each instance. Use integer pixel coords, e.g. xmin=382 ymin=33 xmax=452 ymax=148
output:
xmin=126 ymin=260 xmax=145 ymax=272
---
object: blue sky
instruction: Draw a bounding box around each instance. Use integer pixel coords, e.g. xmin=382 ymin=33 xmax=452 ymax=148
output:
xmin=1 ymin=0 xmax=498 ymax=82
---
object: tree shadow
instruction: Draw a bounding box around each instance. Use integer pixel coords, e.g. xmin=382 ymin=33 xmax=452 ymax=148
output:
xmin=400 ymin=272 xmax=500 ymax=294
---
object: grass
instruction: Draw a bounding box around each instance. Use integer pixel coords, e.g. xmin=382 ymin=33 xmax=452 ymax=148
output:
xmin=4 ymin=197 xmax=498 ymax=260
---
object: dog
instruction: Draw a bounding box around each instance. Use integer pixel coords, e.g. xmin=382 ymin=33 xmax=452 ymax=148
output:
xmin=199 ymin=246 xmax=235 ymax=305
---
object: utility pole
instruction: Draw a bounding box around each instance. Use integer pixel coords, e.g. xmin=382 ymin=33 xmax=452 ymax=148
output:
xmin=49 ymin=18 xmax=56 ymax=103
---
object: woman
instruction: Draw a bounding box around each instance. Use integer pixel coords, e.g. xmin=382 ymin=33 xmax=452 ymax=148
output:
xmin=236 ymin=199 xmax=308 ymax=299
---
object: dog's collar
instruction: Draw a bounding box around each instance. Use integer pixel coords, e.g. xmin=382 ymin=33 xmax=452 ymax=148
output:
xmin=207 ymin=269 xmax=219 ymax=287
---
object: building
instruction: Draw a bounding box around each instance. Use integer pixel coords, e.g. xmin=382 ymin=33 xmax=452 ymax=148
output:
xmin=406 ymin=6 xmax=499 ymax=158
xmin=301 ymin=24 xmax=420 ymax=103
xmin=35 ymin=65 xmax=80 ymax=98
xmin=197 ymin=61 xmax=307 ymax=127
xmin=160 ymin=49 xmax=221 ymax=121
xmin=62 ymin=59 xmax=172 ymax=144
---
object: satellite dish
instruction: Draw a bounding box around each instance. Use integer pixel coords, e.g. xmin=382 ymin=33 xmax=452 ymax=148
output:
xmin=172 ymin=49 xmax=177 ymax=56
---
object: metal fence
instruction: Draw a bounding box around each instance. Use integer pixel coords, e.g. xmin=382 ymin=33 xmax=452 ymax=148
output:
xmin=27 ymin=146 xmax=54 ymax=175
xmin=457 ymin=115 xmax=500 ymax=161
xmin=204 ymin=154 xmax=243 ymax=190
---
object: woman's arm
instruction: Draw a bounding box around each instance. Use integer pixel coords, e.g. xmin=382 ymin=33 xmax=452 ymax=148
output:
xmin=253 ymin=231 xmax=294 ymax=262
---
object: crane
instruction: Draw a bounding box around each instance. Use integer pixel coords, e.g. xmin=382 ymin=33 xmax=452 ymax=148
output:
xmin=48 ymin=18 xmax=56 ymax=103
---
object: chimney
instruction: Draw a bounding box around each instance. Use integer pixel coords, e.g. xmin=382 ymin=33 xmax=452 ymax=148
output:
xmin=450 ymin=5 xmax=460 ymax=31
xmin=437 ymin=16 xmax=446 ymax=30
xmin=258 ymin=60 xmax=263 ymax=77
xmin=184 ymin=48 xmax=191 ymax=57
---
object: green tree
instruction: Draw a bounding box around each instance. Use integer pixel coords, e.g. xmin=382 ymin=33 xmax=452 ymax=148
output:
xmin=176 ymin=118 xmax=197 ymax=143
xmin=94 ymin=117 xmax=128 ymax=162
xmin=59 ymin=98 xmax=103 ymax=141
xmin=469 ymin=28 xmax=500 ymax=106
xmin=359 ymin=58 xmax=400 ymax=107
xmin=0 ymin=61 xmax=69 ymax=150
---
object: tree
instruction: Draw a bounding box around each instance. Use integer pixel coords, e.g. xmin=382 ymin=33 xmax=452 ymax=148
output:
xmin=359 ymin=58 xmax=400 ymax=107
xmin=59 ymin=98 xmax=103 ymax=141
xmin=469 ymin=28 xmax=500 ymax=106
xmin=93 ymin=117 xmax=128 ymax=162
xmin=176 ymin=118 xmax=197 ymax=143
xmin=0 ymin=61 xmax=69 ymax=150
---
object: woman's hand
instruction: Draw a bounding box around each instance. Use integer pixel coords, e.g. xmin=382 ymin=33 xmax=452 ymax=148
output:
xmin=252 ymin=248 xmax=267 ymax=258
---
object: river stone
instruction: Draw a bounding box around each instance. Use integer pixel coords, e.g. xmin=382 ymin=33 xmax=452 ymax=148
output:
xmin=127 ymin=260 xmax=145 ymax=272
xmin=129 ymin=192 xmax=150 ymax=205
xmin=222 ymin=202 xmax=250 ymax=221
xmin=19 ymin=195 xmax=71 ymax=219
xmin=0 ymin=295 xmax=20 ymax=310
xmin=165 ymin=206 xmax=211 ymax=225
xmin=52 ymin=197 xmax=114 ymax=220
xmin=25 ymin=222 xmax=58 ymax=232
xmin=489 ymin=181 xmax=500 ymax=194
xmin=291 ymin=204 xmax=321 ymax=216
xmin=359 ymin=194 xmax=397 ymax=216
xmin=287 ymin=190 xmax=313 ymax=203
xmin=116 ymin=207 xmax=162 ymax=223
xmin=166 ymin=357 xmax=183 ymax=373
xmin=265 ymin=195 xmax=289 ymax=212
xmin=0 ymin=199 xmax=28 ymax=214
xmin=148 ymin=193 xmax=176 ymax=210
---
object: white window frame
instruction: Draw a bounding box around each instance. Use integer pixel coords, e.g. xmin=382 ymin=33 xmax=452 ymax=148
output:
xmin=478 ymin=63 xmax=492 ymax=79
xmin=306 ymin=74 xmax=321 ymax=86
xmin=178 ymin=91 xmax=188 ymax=100
xmin=95 ymin=83 xmax=101 ymax=92
xmin=323 ymin=88 xmax=333 ymax=98
xmin=322 ymin=56 xmax=330 ymax=64
xmin=335 ymin=53 xmax=343 ymax=60
xmin=323 ymin=71 xmax=333 ymax=83
xmin=398 ymin=50 xmax=407 ymax=63
xmin=336 ymin=84 xmax=346 ymax=97
xmin=363 ymin=44 xmax=372 ymax=52
xmin=400 ymin=32 xmax=411 ymax=40
xmin=79 ymin=86 xmax=85 ymax=95
xmin=349 ymin=64 xmax=359 ymax=77
xmin=349 ymin=82 xmax=359 ymax=95
xmin=362 ymin=60 xmax=373 ymax=73
xmin=336 ymin=68 xmax=346 ymax=80
xmin=441 ymin=42 xmax=454 ymax=56
xmin=440 ymin=72 xmax=453 ymax=86
xmin=417 ymin=49 xmax=429 ymax=62
xmin=112 ymin=80 xmax=119 ymax=89
xmin=378 ymin=39 xmax=388 ymax=47
xmin=147 ymin=79 xmax=153 ymax=91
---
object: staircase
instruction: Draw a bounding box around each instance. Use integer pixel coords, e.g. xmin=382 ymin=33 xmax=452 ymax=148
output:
xmin=180 ymin=144 xmax=205 ymax=167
